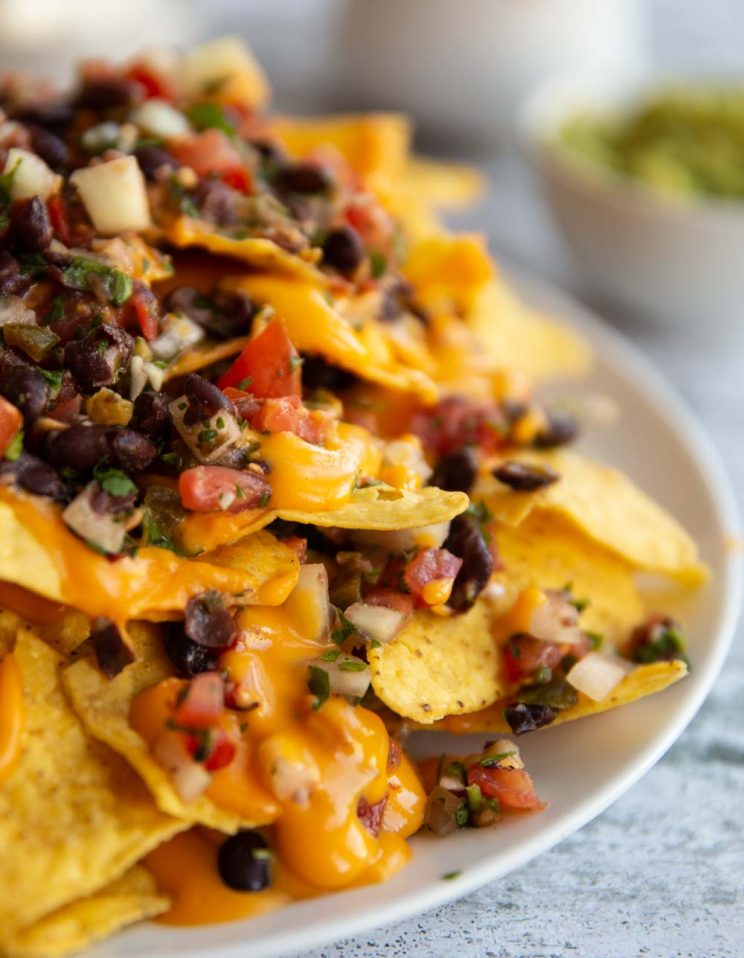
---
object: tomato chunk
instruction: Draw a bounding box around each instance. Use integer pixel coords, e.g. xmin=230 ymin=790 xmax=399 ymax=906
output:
xmin=126 ymin=62 xmax=175 ymax=100
xmin=403 ymin=548 xmax=462 ymax=600
xmin=503 ymin=634 xmax=564 ymax=683
xmin=217 ymin=318 xmax=301 ymax=397
xmin=467 ymin=764 xmax=546 ymax=810
xmin=412 ymin=396 xmax=508 ymax=457
xmin=251 ymin=395 xmax=327 ymax=444
xmin=170 ymin=129 xmax=244 ymax=177
xmin=0 ymin=397 xmax=22 ymax=457
xmin=173 ymin=672 xmax=225 ymax=730
xmin=179 ymin=465 xmax=270 ymax=514
xmin=129 ymin=282 xmax=161 ymax=341
xmin=364 ymin=588 xmax=416 ymax=618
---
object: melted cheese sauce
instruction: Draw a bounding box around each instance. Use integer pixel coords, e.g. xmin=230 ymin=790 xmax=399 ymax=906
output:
xmin=133 ymin=603 xmax=425 ymax=923
xmin=0 ymin=652 xmax=23 ymax=784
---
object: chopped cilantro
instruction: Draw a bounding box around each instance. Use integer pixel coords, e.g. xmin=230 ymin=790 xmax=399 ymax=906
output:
xmin=237 ymin=376 xmax=253 ymax=390
xmin=479 ymin=751 xmax=516 ymax=767
xmin=40 ymin=369 xmax=63 ymax=392
xmin=585 ymin=631 xmax=604 ymax=651
xmin=259 ymin=490 xmax=271 ymax=508
xmin=320 ymin=649 xmax=340 ymax=662
xmin=93 ymin=465 xmax=138 ymax=498
xmin=3 ymin=429 xmax=23 ymax=462
xmin=0 ymin=159 xmax=20 ymax=208
xmin=338 ymin=659 xmax=367 ymax=672
xmin=369 ymin=250 xmax=387 ymax=279
xmin=454 ymin=805 xmax=469 ymax=828
xmin=186 ymin=101 xmax=236 ymax=136
xmin=331 ymin=609 xmax=359 ymax=646
xmin=369 ymin=638 xmax=382 ymax=649
xmin=633 ymin=623 xmax=688 ymax=665
xmin=308 ymin=664 xmax=330 ymax=710
xmin=442 ymin=870 xmax=462 ymax=881
xmin=61 ymin=257 xmax=133 ymax=306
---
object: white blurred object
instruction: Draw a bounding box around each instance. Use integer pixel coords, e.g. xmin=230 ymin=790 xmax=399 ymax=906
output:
xmin=520 ymin=72 xmax=744 ymax=328
xmin=333 ymin=0 xmax=646 ymax=146
xmin=0 ymin=0 xmax=201 ymax=83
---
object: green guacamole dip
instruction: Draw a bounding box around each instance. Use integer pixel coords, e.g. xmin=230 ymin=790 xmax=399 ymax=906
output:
xmin=559 ymin=87 xmax=744 ymax=199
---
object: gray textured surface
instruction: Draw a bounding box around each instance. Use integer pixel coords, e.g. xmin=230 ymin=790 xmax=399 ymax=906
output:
xmin=273 ymin=4 xmax=744 ymax=957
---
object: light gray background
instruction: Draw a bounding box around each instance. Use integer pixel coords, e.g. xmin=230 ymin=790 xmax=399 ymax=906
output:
xmin=207 ymin=3 xmax=744 ymax=955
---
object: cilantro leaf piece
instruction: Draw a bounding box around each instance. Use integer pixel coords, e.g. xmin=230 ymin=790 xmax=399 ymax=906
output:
xmin=93 ymin=465 xmax=138 ymax=498
xmin=308 ymin=664 xmax=330 ymax=710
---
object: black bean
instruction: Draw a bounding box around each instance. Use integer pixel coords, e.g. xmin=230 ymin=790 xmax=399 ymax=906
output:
xmin=64 ymin=323 xmax=134 ymax=392
xmin=429 ymin=448 xmax=478 ymax=494
xmin=0 ymin=352 xmax=50 ymax=425
xmin=0 ymin=252 xmax=33 ymax=297
xmin=162 ymin=622 xmax=219 ymax=677
xmin=444 ymin=513 xmax=494 ymax=612
xmin=75 ymin=76 xmax=144 ymax=109
xmin=46 ymin=424 xmax=110 ymax=471
xmin=131 ymin=391 xmax=170 ymax=440
xmin=211 ymin=445 xmax=251 ymax=470
xmin=91 ymin=617 xmax=134 ymax=679
xmin=12 ymin=100 xmax=74 ymax=131
xmin=492 ymin=461 xmax=560 ymax=492
xmin=322 ymin=226 xmax=364 ymax=275
xmin=250 ymin=139 xmax=287 ymax=165
xmin=378 ymin=275 xmax=415 ymax=323
xmin=28 ymin=125 xmax=70 ymax=172
xmin=134 ymin=145 xmax=179 ymax=181
xmin=217 ymin=831 xmax=271 ymax=892
xmin=108 ymin=428 xmax=157 ymax=473
xmin=0 ymin=452 xmax=66 ymax=501
xmin=194 ymin=179 xmax=243 ymax=226
xmin=184 ymin=373 xmax=234 ymax=425
xmin=504 ymin=702 xmax=556 ymax=736
xmin=184 ymin=591 xmax=239 ymax=649
xmin=300 ymin=355 xmax=357 ymax=393
xmin=164 ymin=287 xmax=255 ymax=341
xmin=5 ymin=197 xmax=53 ymax=252
xmin=274 ymin=162 xmax=332 ymax=195
xmin=534 ymin=410 xmax=579 ymax=449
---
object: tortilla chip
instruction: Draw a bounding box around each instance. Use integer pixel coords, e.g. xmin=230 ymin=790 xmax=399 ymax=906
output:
xmin=493 ymin=510 xmax=645 ymax=646
xmin=163 ymin=217 xmax=323 ymax=282
xmin=179 ymin=484 xmax=468 ymax=556
xmin=3 ymin=868 xmax=168 ymax=958
xmin=62 ymin=623 xmax=272 ymax=833
xmin=0 ymin=490 xmax=299 ymax=618
xmin=400 ymin=157 xmax=485 ymax=211
xmin=219 ymin=274 xmax=439 ymax=402
xmin=435 ymin=660 xmax=688 ymax=735
xmin=0 ymin=630 xmax=181 ymax=941
xmin=370 ymin=602 xmax=504 ymax=724
xmin=164 ymin=335 xmax=251 ymax=381
xmin=482 ymin=448 xmax=706 ymax=585
xmin=402 ymin=234 xmax=494 ymax=315
xmin=468 ymin=280 xmax=592 ymax=382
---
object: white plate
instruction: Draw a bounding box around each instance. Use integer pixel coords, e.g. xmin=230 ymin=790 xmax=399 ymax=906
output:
xmin=97 ymin=269 xmax=742 ymax=958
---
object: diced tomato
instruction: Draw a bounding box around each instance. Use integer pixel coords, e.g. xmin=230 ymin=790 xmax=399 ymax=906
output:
xmin=47 ymin=193 xmax=71 ymax=245
xmin=179 ymin=465 xmax=270 ymax=514
xmin=129 ymin=282 xmax=161 ymax=341
xmin=173 ymin=672 xmax=225 ymax=730
xmin=0 ymin=397 xmax=22 ymax=457
xmin=48 ymin=394 xmax=82 ymax=424
xmin=251 ymin=395 xmax=327 ymax=444
xmin=202 ymin=727 xmax=237 ymax=771
xmin=364 ymin=588 xmax=416 ymax=618
xmin=221 ymin=166 xmax=253 ymax=194
xmin=344 ymin=197 xmax=394 ymax=250
xmin=217 ymin=318 xmax=301 ymax=398
xmin=411 ymin=397 xmax=508 ymax=457
xmin=403 ymin=548 xmax=462 ymax=600
xmin=503 ymin=634 xmax=564 ymax=683
xmin=126 ymin=62 xmax=174 ymax=100
xmin=221 ymin=387 xmax=261 ymax=421
xmin=170 ymin=129 xmax=244 ymax=178
xmin=467 ymin=764 xmax=546 ymax=811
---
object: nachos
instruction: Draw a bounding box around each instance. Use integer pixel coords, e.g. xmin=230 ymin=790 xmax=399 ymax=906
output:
xmin=0 ymin=38 xmax=705 ymax=955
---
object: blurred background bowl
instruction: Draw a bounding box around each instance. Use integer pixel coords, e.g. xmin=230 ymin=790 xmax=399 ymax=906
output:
xmin=519 ymin=73 xmax=744 ymax=327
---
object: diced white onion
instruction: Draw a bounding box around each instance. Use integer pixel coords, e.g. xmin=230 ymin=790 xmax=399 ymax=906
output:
xmin=257 ymin=734 xmax=319 ymax=805
xmin=150 ymin=313 xmax=204 ymax=360
xmin=310 ymin=654 xmax=371 ymax=701
xmin=567 ymin=652 xmax=632 ymax=702
xmin=424 ymin=785 xmax=464 ymax=837
xmin=352 ymin=520 xmax=450 ymax=553
xmin=382 ymin=436 xmax=432 ymax=485
xmin=152 ymin=731 xmax=211 ymax=803
xmin=481 ymin=739 xmax=523 ymax=769
xmin=4 ymin=147 xmax=59 ymax=200
xmin=529 ymin=592 xmax=584 ymax=645
xmin=178 ymin=37 xmax=268 ymax=105
xmin=169 ymin=397 xmax=242 ymax=464
xmin=0 ymin=296 xmax=36 ymax=326
xmin=284 ymin=564 xmax=330 ymax=642
xmin=131 ymin=99 xmax=191 ymax=138
xmin=128 ymin=355 xmax=148 ymax=400
xmin=344 ymin=601 xmax=407 ymax=645
xmin=70 ymin=156 xmax=151 ymax=234
xmin=62 ymin=482 xmax=129 ymax=555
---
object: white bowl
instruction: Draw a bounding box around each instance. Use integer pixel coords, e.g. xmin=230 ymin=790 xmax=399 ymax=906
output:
xmin=518 ymin=73 xmax=744 ymax=327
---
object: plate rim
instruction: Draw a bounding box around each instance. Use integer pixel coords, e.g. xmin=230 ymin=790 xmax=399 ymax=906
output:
xmin=106 ymin=266 xmax=744 ymax=958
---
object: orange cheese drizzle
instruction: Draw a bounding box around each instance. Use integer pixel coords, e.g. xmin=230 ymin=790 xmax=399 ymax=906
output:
xmin=0 ymin=652 xmax=23 ymax=784
xmin=135 ymin=604 xmax=425 ymax=923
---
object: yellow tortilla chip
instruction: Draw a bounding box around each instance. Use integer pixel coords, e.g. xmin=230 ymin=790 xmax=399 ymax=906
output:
xmin=482 ymin=448 xmax=706 ymax=585
xmin=0 ymin=489 xmax=299 ymax=619
xmin=0 ymin=629 xmax=181 ymax=941
xmin=164 ymin=335 xmax=251 ymax=381
xmin=370 ymin=602 xmax=503 ymax=725
xmin=219 ymin=274 xmax=439 ymax=402
xmin=435 ymin=660 xmax=688 ymax=735
xmin=400 ymin=157 xmax=485 ymax=211
xmin=179 ymin=484 xmax=468 ymax=555
xmin=3 ymin=867 xmax=169 ymax=958
xmin=162 ymin=217 xmax=323 ymax=282
xmin=402 ymin=234 xmax=494 ymax=315
xmin=468 ymin=280 xmax=592 ymax=382
xmin=62 ymin=623 xmax=272 ymax=833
